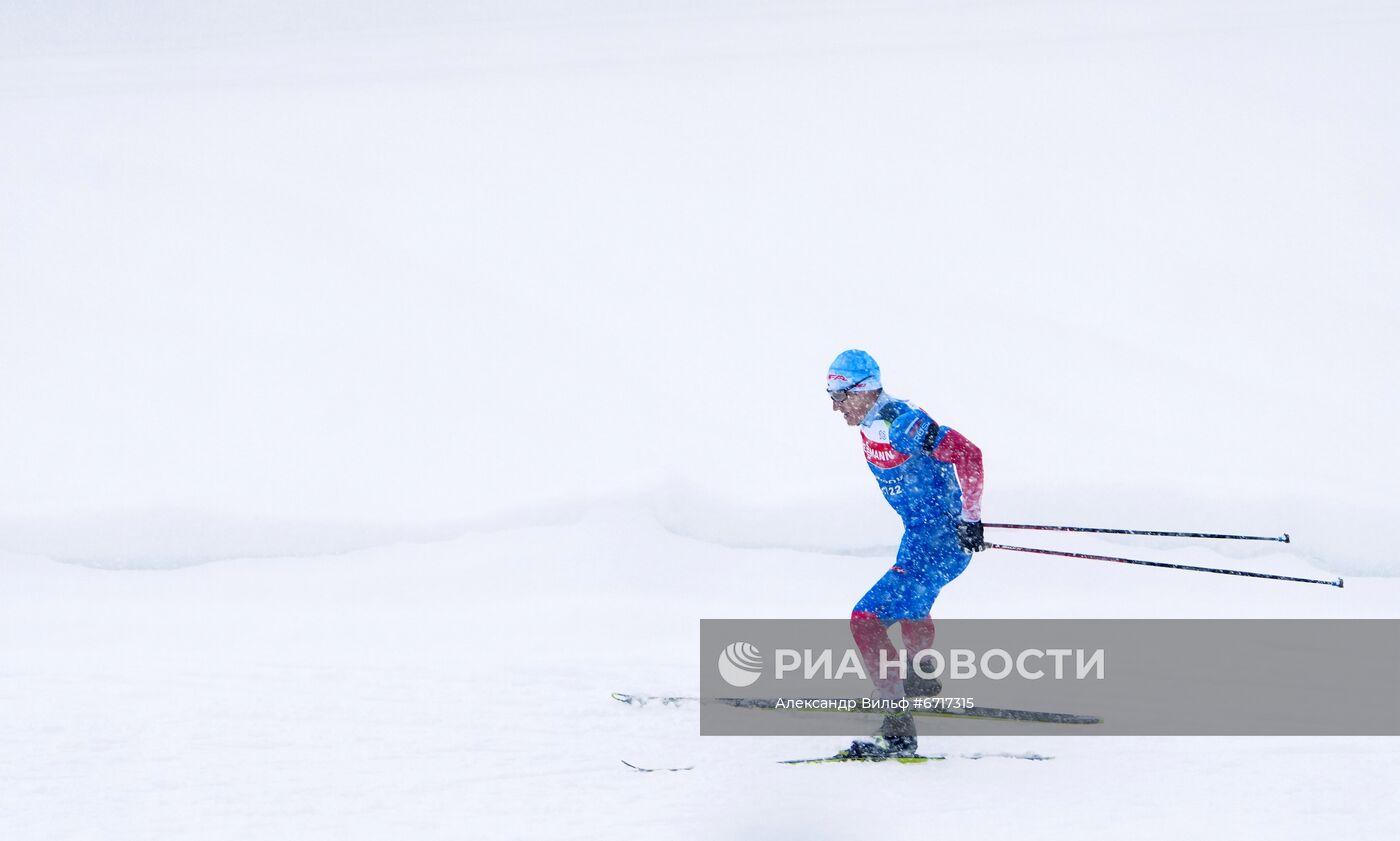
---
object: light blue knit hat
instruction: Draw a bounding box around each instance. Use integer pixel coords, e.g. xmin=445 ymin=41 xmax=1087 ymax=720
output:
xmin=826 ymin=349 xmax=882 ymax=393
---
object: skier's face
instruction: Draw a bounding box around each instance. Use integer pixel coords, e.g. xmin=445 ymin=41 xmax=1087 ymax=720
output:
xmin=831 ymin=388 xmax=878 ymax=426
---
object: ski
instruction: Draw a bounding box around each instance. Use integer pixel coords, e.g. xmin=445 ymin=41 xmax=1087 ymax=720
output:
xmin=612 ymin=692 xmax=1101 ymax=725
xmin=780 ymin=753 xmax=946 ymax=765
xmin=621 ymin=755 xmax=940 ymax=770
xmin=622 ymin=752 xmax=1050 ymax=770
xmin=782 ymin=752 xmax=1052 ymax=764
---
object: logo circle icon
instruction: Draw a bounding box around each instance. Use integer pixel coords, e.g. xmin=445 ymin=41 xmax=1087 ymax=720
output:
xmin=717 ymin=641 xmax=763 ymax=687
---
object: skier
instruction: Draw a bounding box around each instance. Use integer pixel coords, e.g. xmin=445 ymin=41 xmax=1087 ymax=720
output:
xmin=827 ymin=349 xmax=986 ymax=758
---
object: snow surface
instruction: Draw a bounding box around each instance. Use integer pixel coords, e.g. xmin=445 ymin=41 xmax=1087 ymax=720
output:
xmin=2 ymin=1 xmax=1397 ymax=838
xmin=4 ymin=504 xmax=1399 ymax=839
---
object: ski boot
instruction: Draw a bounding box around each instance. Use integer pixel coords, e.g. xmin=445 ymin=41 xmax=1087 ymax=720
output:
xmin=903 ymin=655 xmax=943 ymax=698
xmin=836 ymin=712 xmax=918 ymax=759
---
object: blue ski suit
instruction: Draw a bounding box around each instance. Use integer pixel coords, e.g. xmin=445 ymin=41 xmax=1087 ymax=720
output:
xmin=850 ymin=392 xmax=984 ymax=624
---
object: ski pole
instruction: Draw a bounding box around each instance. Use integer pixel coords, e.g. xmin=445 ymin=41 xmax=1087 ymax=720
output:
xmin=986 ymin=542 xmax=1343 ymax=588
xmin=984 ymin=523 xmax=1289 ymax=543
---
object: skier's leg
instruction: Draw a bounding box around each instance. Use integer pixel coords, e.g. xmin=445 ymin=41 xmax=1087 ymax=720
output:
xmin=849 ymin=607 xmax=905 ymax=701
xmin=899 ymin=617 xmax=937 ymax=653
xmin=851 ymin=528 xmax=951 ymax=698
xmin=847 ymin=604 xmax=918 ymax=756
xmin=841 ymin=527 xmax=974 ymax=758
xmin=893 ymin=526 xmax=970 ymax=696
xmin=899 ymin=617 xmax=942 ymax=697
xmin=850 ymin=552 xmax=930 ymax=701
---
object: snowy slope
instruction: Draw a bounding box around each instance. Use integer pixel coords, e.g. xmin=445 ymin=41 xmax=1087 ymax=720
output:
xmin=2 ymin=1 xmax=1398 ymax=838
xmin=3 ymin=502 xmax=1397 ymax=839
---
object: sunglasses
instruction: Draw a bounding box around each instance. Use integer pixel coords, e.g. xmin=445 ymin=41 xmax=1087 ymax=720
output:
xmin=828 ymin=375 xmax=874 ymax=403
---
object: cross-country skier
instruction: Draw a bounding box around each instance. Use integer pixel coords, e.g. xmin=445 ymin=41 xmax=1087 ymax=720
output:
xmin=826 ymin=349 xmax=986 ymax=758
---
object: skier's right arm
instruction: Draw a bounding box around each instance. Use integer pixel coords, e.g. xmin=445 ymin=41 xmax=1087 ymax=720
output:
xmin=929 ymin=427 xmax=984 ymax=524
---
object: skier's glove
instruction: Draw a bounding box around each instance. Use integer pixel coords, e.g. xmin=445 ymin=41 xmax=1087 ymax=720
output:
xmin=956 ymin=520 xmax=986 ymax=553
